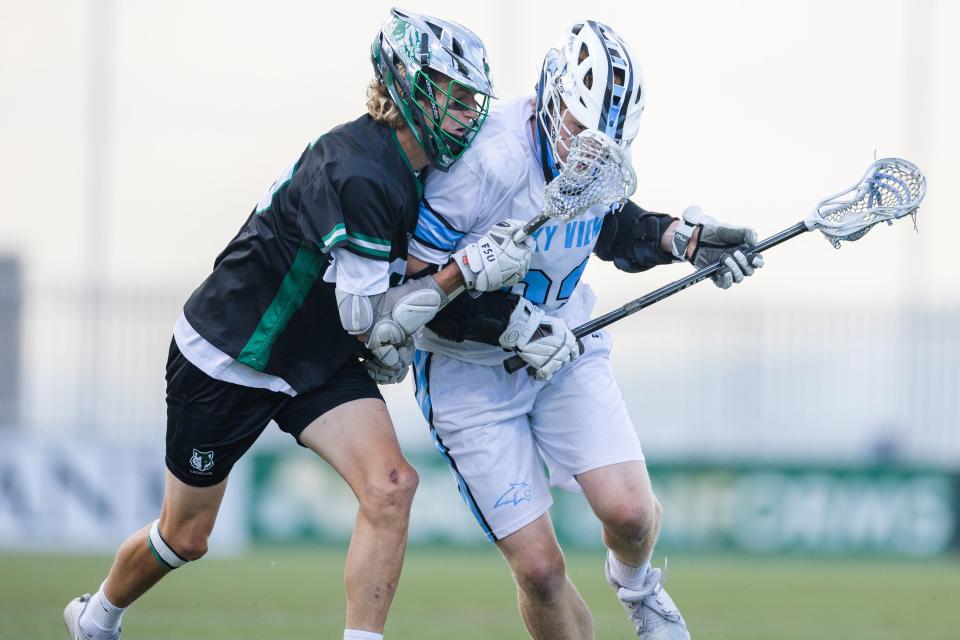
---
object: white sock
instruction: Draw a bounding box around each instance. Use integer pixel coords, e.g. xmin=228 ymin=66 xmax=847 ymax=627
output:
xmin=79 ymin=583 xmax=127 ymax=638
xmin=343 ymin=630 xmax=383 ymax=640
xmin=607 ymin=550 xmax=650 ymax=590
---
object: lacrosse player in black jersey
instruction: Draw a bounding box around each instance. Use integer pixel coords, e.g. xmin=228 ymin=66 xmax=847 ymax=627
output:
xmin=64 ymin=10 xmax=534 ymax=640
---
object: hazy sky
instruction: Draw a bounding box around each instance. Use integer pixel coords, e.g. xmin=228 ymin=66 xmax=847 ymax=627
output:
xmin=1 ymin=0 xmax=957 ymax=310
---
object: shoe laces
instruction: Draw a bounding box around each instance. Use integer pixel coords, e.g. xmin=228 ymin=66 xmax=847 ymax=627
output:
xmin=617 ymin=558 xmax=681 ymax=625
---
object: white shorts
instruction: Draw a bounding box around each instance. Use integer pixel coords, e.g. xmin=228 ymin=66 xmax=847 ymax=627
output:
xmin=412 ymin=330 xmax=645 ymax=542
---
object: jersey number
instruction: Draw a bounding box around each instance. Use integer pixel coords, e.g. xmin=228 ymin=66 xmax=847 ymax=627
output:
xmin=519 ymin=257 xmax=589 ymax=305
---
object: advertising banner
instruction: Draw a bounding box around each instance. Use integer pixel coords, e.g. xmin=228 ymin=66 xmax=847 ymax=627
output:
xmin=0 ymin=437 xmax=248 ymax=552
xmin=2 ymin=437 xmax=954 ymax=557
xmin=250 ymin=450 xmax=958 ymax=556
xmin=553 ymin=465 xmax=958 ymax=556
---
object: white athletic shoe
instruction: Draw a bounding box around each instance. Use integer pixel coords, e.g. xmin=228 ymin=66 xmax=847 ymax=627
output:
xmin=63 ymin=594 xmax=121 ymax=640
xmin=605 ymin=558 xmax=691 ymax=640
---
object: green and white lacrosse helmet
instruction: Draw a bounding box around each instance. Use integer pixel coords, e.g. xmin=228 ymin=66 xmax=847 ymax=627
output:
xmin=372 ymin=8 xmax=495 ymax=171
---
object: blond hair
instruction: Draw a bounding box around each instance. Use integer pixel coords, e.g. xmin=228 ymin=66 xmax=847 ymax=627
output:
xmin=366 ymin=78 xmax=407 ymax=130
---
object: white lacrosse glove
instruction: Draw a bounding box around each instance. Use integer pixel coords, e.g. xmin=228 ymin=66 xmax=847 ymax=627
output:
xmin=363 ymin=337 xmax=414 ymax=385
xmin=672 ymin=205 xmax=764 ymax=289
xmin=453 ymin=219 xmax=535 ymax=292
xmin=499 ymin=298 xmax=580 ymax=381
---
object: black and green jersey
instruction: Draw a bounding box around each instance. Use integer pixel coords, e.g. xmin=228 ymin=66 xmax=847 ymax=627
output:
xmin=183 ymin=114 xmax=422 ymax=392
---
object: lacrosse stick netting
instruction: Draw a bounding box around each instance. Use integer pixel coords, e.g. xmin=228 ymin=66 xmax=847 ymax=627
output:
xmin=513 ymin=129 xmax=637 ymax=243
xmin=807 ymin=157 xmax=926 ymax=247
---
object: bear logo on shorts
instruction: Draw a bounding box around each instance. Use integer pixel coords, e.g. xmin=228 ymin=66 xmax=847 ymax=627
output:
xmin=190 ymin=449 xmax=215 ymax=473
xmin=494 ymin=482 xmax=532 ymax=508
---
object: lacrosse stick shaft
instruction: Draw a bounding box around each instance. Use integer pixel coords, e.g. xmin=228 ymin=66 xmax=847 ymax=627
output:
xmin=513 ymin=213 xmax=552 ymax=244
xmin=572 ymin=221 xmax=808 ymax=337
xmin=503 ymin=222 xmax=808 ymax=373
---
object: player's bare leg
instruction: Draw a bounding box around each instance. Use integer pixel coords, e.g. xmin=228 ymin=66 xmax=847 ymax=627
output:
xmin=578 ymin=461 xmax=689 ymax=639
xmin=107 ymin=472 xmax=227 ymax=604
xmin=496 ymin=513 xmax=593 ymax=640
xmin=299 ymin=398 xmax=419 ymax=635
xmin=65 ymin=471 xmax=227 ymax=639
xmin=577 ymin=461 xmax=660 ymax=567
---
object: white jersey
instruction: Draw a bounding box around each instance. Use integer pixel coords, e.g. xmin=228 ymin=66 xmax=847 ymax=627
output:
xmin=411 ymin=97 xmax=608 ymax=365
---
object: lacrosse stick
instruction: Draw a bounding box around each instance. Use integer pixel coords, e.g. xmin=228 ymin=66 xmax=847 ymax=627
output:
xmin=504 ymin=157 xmax=927 ymax=373
xmin=512 ymin=129 xmax=637 ymax=244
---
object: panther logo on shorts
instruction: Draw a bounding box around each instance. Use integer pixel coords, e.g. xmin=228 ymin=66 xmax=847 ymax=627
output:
xmin=190 ymin=449 xmax=215 ymax=473
xmin=494 ymin=482 xmax=532 ymax=508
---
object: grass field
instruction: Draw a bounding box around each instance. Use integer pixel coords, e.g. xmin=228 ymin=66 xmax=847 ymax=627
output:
xmin=4 ymin=547 xmax=958 ymax=639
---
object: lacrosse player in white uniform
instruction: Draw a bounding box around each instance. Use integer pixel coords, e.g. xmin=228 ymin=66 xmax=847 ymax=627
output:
xmin=407 ymin=21 xmax=763 ymax=640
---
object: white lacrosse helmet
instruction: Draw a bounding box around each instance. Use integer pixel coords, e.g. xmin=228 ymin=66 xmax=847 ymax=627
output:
xmin=535 ymin=21 xmax=644 ymax=177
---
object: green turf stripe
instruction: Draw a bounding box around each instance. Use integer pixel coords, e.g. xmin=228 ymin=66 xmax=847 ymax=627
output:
xmin=237 ymin=245 xmax=326 ymax=371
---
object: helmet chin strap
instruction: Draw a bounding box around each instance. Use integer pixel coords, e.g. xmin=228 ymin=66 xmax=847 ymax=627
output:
xmin=408 ymin=73 xmax=442 ymax=165
xmin=533 ymin=113 xmax=559 ymax=182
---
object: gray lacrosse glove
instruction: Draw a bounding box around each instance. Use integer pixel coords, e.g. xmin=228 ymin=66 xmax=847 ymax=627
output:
xmin=364 ymin=277 xmax=449 ymax=356
xmin=499 ymin=298 xmax=580 ymax=381
xmin=336 ymin=277 xmax=448 ymax=338
xmin=453 ymin=219 xmax=535 ymax=292
xmin=672 ymin=205 xmax=764 ymax=289
xmin=363 ymin=337 xmax=414 ymax=385
xmin=337 ymin=277 xmax=446 ymax=381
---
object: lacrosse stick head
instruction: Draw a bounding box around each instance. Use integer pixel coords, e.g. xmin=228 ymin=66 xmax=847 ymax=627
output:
xmin=543 ymin=129 xmax=638 ymax=221
xmin=806 ymin=157 xmax=926 ymax=248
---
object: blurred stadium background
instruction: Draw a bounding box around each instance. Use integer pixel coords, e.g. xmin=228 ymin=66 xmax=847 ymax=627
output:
xmin=1 ymin=1 xmax=958 ymax=638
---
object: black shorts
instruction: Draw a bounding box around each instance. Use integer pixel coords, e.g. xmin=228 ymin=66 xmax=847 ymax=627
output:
xmin=164 ymin=339 xmax=382 ymax=487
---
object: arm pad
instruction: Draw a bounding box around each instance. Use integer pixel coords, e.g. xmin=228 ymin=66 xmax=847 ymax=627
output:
xmin=336 ymin=275 xmax=448 ymax=336
xmin=594 ymin=200 xmax=677 ymax=273
xmin=426 ymin=289 xmax=520 ymax=345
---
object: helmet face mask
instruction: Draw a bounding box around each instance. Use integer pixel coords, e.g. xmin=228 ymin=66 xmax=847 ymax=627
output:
xmin=535 ymin=21 xmax=644 ymax=177
xmin=537 ymin=66 xmax=588 ymax=168
xmin=372 ymin=9 xmax=495 ymax=171
xmin=410 ymin=70 xmax=490 ymax=162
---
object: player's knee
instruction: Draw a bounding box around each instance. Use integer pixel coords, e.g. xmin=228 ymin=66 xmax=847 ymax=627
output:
xmin=385 ymin=463 xmax=419 ymax=505
xmin=360 ymin=463 xmax=419 ymax=524
xmin=604 ymin=496 xmax=659 ymax=543
xmin=653 ymin=495 xmax=663 ymax=526
xmin=173 ymin=534 xmax=210 ymax=561
xmin=513 ymin=551 xmax=567 ymax=602
xmin=148 ymin=519 xmax=208 ymax=569
xmin=163 ymin=525 xmax=211 ymax=561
